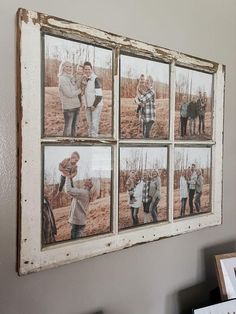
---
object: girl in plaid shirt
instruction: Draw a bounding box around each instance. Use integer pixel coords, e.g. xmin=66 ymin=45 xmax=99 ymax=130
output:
xmin=138 ymin=75 xmax=156 ymax=138
xmin=135 ymin=74 xmax=147 ymax=114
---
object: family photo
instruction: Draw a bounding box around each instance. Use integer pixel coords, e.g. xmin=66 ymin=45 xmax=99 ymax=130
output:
xmin=43 ymin=34 xmax=113 ymax=138
xmin=175 ymin=66 xmax=213 ymax=140
xmin=174 ymin=147 xmax=211 ymax=219
xmin=119 ymin=146 xmax=168 ymax=230
xmin=42 ymin=145 xmax=112 ymax=245
xmin=120 ymin=54 xmax=169 ymax=139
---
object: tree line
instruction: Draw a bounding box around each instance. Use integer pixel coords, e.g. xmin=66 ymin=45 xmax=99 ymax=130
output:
xmin=45 ymin=58 xmax=113 ymax=90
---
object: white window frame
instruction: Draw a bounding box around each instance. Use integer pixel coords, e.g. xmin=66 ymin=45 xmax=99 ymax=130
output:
xmin=17 ymin=8 xmax=225 ymax=275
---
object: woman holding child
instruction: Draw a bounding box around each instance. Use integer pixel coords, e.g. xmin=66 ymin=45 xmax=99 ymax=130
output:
xmin=135 ymin=75 xmax=156 ymax=138
xmin=58 ymin=61 xmax=81 ymax=137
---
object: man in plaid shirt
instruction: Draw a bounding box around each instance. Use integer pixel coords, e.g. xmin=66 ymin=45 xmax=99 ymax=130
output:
xmin=142 ymin=171 xmax=151 ymax=223
xmin=187 ymin=163 xmax=197 ymax=214
xmin=138 ymin=75 xmax=156 ymax=138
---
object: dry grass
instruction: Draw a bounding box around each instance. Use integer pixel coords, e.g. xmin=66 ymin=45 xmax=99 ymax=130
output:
xmin=174 ymin=111 xmax=212 ymax=140
xmin=120 ymin=98 xmax=169 ymax=139
xmin=53 ymin=196 xmax=111 ymax=242
xmin=173 ymin=184 xmax=210 ymax=218
xmin=51 ymin=184 xmax=209 ymax=242
xmin=118 ymin=187 xmax=168 ymax=230
xmin=44 ymin=87 xmax=112 ymax=137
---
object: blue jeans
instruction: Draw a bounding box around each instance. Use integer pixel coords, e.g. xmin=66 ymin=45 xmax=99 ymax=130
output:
xmin=194 ymin=192 xmax=202 ymax=212
xmin=199 ymin=114 xmax=205 ymax=133
xmin=86 ymin=105 xmax=103 ymax=137
xmin=180 ymin=117 xmax=188 ymax=137
xmin=181 ymin=197 xmax=187 ymax=216
xmin=130 ymin=207 xmax=139 ymax=225
xmin=63 ymin=108 xmax=80 ymax=137
xmin=71 ymin=224 xmax=85 ymax=239
xmin=143 ymin=121 xmax=154 ymax=138
xmin=189 ymin=118 xmax=196 ymax=135
xmin=58 ymin=175 xmax=74 ymax=192
xmin=189 ymin=189 xmax=195 ymax=214
xmin=150 ymin=197 xmax=160 ymax=222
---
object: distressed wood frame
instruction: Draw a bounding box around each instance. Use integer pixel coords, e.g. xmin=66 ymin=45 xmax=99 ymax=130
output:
xmin=215 ymin=253 xmax=236 ymax=301
xmin=17 ymin=8 xmax=225 ymax=275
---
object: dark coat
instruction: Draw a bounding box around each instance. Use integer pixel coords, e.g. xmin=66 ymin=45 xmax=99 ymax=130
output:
xmin=187 ymin=101 xmax=199 ymax=119
xmin=42 ymin=197 xmax=57 ymax=245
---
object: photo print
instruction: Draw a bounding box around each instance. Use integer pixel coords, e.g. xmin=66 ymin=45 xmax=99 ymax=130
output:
xmin=42 ymin=145 xmax=112 ymax=245
xmin=120 ymin=54 xmax=169 ymax=139
xmin=119 ymin=146 xmax=168 ymax=230
xmin=175 ymin=66 xmax=213 ymax=140
xmin=174 ymin=146 xmax=211 ymax=219
xmin=43 ymin=34 xmax=113 ymax=138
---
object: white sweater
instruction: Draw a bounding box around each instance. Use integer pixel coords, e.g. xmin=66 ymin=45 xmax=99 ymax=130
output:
xmin=58 ymin=74 xmax=81 ymax=110
xmin=180 ymin=176 xmax=188 ymax=199
xmin=66 ymin=178 xmax=90 ymax=225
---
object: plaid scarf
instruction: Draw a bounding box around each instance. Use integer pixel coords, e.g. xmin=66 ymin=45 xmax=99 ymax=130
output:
xmin=139 ymin=89 xmax=156 ymax=122
xmin=142 ymin=180 xmax=150 ymax=203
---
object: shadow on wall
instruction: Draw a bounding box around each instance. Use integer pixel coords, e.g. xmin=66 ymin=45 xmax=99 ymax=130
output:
xmin=82 ymin=311 xmax=104 ymax=314
xmin=165 ymin=240 xmax=236 ymax=314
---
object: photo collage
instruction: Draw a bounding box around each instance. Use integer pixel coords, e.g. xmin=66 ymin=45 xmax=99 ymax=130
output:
xmin=42 ymin=33 xmax=214 ymax=245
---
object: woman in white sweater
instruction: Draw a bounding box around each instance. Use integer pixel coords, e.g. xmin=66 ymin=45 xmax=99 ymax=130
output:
xmin=179 ymin=170 xmax=188 ymax=216
xmin=58 ymin=61 xmax=81 ymax=137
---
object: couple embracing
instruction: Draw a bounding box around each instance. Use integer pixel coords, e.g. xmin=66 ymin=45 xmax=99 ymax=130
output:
xmin=58 ymin=61 xmax=103 ymax=138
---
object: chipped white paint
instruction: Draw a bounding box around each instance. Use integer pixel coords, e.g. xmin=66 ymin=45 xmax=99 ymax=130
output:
xmin=17 ymin=9 xmax=225 ymax=275
xmin=168 ymin=62 xmax=176 ymax=223
xmin=211 ymin=65 xmax=225 ymax=217
xmin=19 ymin=15 xmax=42 ymax=273
xmin=46 ymin=17 xmax=216 ymax=70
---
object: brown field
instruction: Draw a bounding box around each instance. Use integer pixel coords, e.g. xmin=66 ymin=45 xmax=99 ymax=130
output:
xmin=175 ymin=111 xmax=212 ymax=140
xmin=44 ymin=87 xmax=112 ymax=137
xmin=49 ymin=183 xmax=209 ymax=241
xmin=118 ymin=187 xmax=168 ymax=230
xmin=174 ymin=184 xmax=210 ymax=219
xmin=120 ymin=98 xmax=169 ymax=139
xmin=53 ymin=196 xmax=111 ymax=242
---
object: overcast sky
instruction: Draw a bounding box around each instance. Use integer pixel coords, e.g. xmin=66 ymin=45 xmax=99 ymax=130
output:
xmin=174 ymin=147 xmax=211 ymax=170
xmin=44 ymin=146 xmax=111 ymax=184
xmin=120 ymin=147 xmax=167 ymax=171
xmin=45 ymin=34 xmax=112 ymax=69
xmin=120 ymin=54 xmax=169 ymax=83
xmin=176 ymin=66 xmax=213 ymax=96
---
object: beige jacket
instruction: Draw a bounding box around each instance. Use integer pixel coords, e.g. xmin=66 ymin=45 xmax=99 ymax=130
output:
xmin=66 ymin=178 xmax=90 ymax=225
xmin=59 ymin=74 xmax=81 ymax=110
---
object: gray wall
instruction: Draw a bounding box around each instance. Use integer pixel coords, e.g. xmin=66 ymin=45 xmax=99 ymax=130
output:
xmin=0 ymin=1 xmax=236 ymax=313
